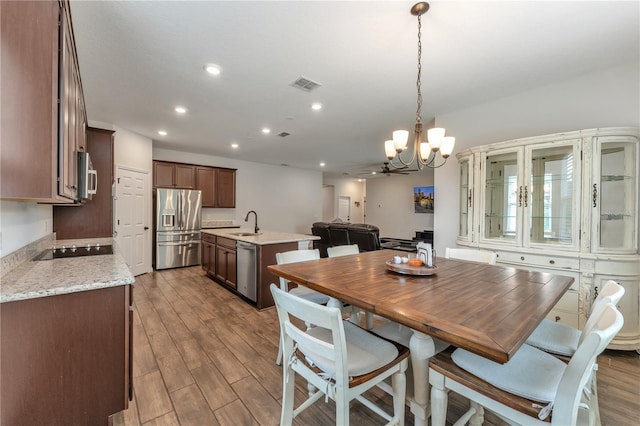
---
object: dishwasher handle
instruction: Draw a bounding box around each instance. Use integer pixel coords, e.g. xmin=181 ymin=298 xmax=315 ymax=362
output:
xmin=237 ymin=241 xmax=257 ymax=250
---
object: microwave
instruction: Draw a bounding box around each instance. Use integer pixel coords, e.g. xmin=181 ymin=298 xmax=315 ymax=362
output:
xmin=77 ymin=151 xmax=97 ymax=200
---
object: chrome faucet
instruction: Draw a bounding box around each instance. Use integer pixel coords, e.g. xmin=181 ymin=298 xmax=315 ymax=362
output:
xmin=244 ymin=210 xmax=259 ymax=234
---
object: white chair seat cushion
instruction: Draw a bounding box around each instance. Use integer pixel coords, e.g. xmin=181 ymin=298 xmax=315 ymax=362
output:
xmin=302 ymin=321 xmax=399 ymax=377
xmin=372 ymin=321 xmax=450 ymax=353
xmin=451 ymin=344 xmax=566 ymax=403
xmin=290 ymin=285 xmax=330 ymax=305
xmin=526 ymin=318 xmax=580 ymax=357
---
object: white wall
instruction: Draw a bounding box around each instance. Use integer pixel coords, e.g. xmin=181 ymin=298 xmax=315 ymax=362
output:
xmin=434 ymin=62 xmax=640 ymax=255
xmin=321 ymin=177 xmax=366 ymax=223
xmin=0 ymin=202 xmax=52 ymax=257
xmin=365 ymin=169 xmax=434 ymax=239
xmin=153 ymin=148 xmax=323 ymax=234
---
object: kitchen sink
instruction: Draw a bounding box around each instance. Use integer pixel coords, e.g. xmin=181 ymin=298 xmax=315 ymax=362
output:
xmin=229 ymin=232 xmax=262 ymax=237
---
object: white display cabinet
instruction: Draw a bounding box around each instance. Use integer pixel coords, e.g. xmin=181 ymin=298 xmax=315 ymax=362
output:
xmin=456 ymin=127 xmax=639 ymax=351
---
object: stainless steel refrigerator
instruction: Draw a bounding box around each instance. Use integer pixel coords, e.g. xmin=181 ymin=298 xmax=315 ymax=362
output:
xmin=154 ymin=188 xmax=202 ymax=270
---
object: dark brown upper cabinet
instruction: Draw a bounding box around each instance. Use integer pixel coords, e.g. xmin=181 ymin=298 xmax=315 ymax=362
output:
xmin=0 ymin=0 xmax=85 ymax=203
xmin=154 ymin=161 xmax=236 ymax=208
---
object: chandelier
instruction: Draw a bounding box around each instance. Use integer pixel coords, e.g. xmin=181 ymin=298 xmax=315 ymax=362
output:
xmin=384 ymin=2 xmax=455 ymax=170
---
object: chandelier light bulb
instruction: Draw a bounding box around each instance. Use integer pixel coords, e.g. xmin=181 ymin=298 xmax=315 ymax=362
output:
xmin=440 ymin=136 xmax=456 ymax=158
xmin=393 ymin=130 xmax=409 ymax=152
xmin=385 ymin=140 xmax=396 ymax=159
xmin=419 ymin=142 xmax=432 ymax=160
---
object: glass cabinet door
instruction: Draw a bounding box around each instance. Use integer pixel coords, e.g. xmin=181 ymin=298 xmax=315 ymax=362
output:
xmin=591 ymin=136 xmax=639 ymax=253
xmin=480 ymin=148 xmax=523 ymax=246
xmin=524 ymin=139 xmax=581 ymax=250
xmin=457 ymin=154 xmax=474 ymax=244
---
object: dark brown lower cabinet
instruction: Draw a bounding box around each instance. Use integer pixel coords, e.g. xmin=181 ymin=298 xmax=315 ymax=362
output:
xmin=0 ymin=284 xmax=132 ymax=425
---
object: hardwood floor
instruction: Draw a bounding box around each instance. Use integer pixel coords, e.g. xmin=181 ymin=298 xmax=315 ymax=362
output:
xmin=113 ymin=266 xmax=640 ymax=426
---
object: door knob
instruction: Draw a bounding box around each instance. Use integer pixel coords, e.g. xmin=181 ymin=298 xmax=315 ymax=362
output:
xmin=144 ymin=226 xmax=149 ymax=230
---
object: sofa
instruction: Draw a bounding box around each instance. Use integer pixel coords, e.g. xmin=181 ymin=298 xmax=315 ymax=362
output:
xmin=311 ymin=222 xmax=381 ymax=257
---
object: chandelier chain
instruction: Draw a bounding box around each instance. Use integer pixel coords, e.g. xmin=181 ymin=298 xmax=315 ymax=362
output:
xmin=416 ymin=14 xmax=422 ymax=124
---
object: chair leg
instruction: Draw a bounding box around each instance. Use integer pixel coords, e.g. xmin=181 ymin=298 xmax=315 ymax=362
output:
xmin=392 ymin=368 xmax=407 ymax=426
xmin=335 ymin=389 xmax=350 ymax=426
xmin=430 ymin=370 xmax=447 ymax=426
xmin=365 ymin=312 xmax=374 ymax=330
xmin=469 ymin=401 xmax=484 ymax=426
xmin=281 ymin=366 xmax=296 ymax=426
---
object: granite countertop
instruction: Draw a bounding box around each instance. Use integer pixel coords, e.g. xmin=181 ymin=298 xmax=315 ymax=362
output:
xmin=0 ymin=247 xmax=134 ymax=303
xmin=202 ymin=228 xmax=319 ymax=246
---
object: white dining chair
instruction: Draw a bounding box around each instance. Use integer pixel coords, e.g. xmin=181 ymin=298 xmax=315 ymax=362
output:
xmin=429 ymin=302 xmax=623 ymax=426
xmin=444 ymin=247 xmax=497 ymax=264
xmin=526 ymin=279 xmax=624 ymax=425
xmin=326 ymin=244 xmax=372 ymax=328
xmin=270 ymin=284 xmax=409 ymax=426
xmin=326 ymin=244 xmax=359 ymax=258
xmin=527 ymin=279 xmax=624 ymax=357
xmin=274 ymin=249 xmax=329 ymax=365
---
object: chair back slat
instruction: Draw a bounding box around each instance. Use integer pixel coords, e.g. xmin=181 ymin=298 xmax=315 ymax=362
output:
xmin=327 ymin=244 xmax=359 ymax=258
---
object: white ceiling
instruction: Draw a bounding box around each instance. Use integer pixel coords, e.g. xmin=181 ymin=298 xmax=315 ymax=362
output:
xmin=70 ymin=1 xmax=639 ymax=177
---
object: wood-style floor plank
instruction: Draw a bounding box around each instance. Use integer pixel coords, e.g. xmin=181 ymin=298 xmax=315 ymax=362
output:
xmin=112 ymin=266 xmax=639 ymax=426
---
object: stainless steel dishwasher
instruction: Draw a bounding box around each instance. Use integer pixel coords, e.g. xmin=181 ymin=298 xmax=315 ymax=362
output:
xmin=236 ymin=241 xmax=257 ymax=301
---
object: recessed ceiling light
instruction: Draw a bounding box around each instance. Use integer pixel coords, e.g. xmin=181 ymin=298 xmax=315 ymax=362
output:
xmin=311 ymin=103 xmax=323 ymax=111
xmin=175 ymin=106 xmax=187 ymax=114
xmin=262 ymin=128 xmax=271 ymax=134
xmin=204 ymin=64 xmax=222 ymax=75
xmin=372 ymin=171 xmax=377 ymax=175
xmin=158 ymin=130 xmax=167 ymax=136
xmin=358 ymin=179 xmax=363 ymax=182
xmin=231 ymin=143 xmax=239 ymax=149
xmin=320 ymin=162 xmax=326 ymax=167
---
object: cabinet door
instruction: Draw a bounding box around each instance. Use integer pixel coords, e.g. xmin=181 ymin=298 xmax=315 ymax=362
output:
xmin=226 ymin=249 xmax=237 ymax=289
xmin=153 ymin=161 xmax=175 ymax=188
xmin=58 ymin=9 xmax=78 ymax=200
xmin=202 ymin=241 xmax=210 ymax=272
xmin=0 ymin=0 xmax=60 ymax=201
xmin=524 ymin=139 xmax=581 ymax=251
xmin=216 ymin=169 xmax=236 ymax=208
xmin=175 ymin=164 xmax=196 ymax=189
xmin=196 ymin=167 xmax=216 ymax=207
xmin=480 ymin=148 xmax=524 ymax=247
xmin=592 ymin=275 xmax=640 ymax=351
xmin=215 ymin=246 xmax=227 ymax=283
xmin=457 ymin=154 xmax=475 ymax=245
xmin=590 ymin=136 xmax=639 ymax=254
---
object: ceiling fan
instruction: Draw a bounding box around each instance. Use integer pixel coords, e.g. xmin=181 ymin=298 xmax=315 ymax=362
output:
xmin=380 ymin=162 xmax=410 ymax=176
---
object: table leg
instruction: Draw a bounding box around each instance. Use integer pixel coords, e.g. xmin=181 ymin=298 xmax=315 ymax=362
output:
xmin=409 ymin=330 xmax=436 ymax=426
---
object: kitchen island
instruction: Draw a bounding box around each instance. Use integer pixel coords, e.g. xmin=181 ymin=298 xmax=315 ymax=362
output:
xmin=0 ymin=241 xmax=134 ymax=425
xmin=201 ymin=228 xmax=318 ymax=309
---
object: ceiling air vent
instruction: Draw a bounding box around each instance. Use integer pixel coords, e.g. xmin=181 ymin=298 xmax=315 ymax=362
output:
xmin=277 ymin=132 xmax=291 ymax=138
xmin=291 ymin=76 xmax=322 ymax=92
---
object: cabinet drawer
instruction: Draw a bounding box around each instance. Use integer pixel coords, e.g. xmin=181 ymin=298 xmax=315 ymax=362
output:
xmin=217 ymin=237 xmax=236 ymax=250
xmin=496 ymin=251 xmax=580 ymax=270
xmin=545 ymin=309 xmax=579 ymax=329
xmin=202 ymin=233 xmax=216 ymax=244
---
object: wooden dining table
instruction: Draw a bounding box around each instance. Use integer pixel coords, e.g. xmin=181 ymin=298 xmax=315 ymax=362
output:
xmin=267 ymin=249 xmax=574 ymax=426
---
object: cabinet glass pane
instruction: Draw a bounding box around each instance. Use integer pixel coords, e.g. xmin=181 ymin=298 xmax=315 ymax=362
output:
xmin=459 ymin=159 xmax=469 ymax=238
xmin=484 ymin=152 xmax=518 ymax=241
xmin=598 ymin=141 xmax=637 ymax=250
xmin=529 ymin=146 xmax=574 ymax=245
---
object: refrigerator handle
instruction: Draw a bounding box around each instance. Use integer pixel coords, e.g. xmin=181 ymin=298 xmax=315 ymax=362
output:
xmin=178 ymin=191 xmax=183 ymax=229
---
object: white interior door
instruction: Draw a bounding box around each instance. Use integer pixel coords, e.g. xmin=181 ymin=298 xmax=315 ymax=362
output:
xmin=338 ymin=195 xmax=351 ymax=222
xmin=115 ymin=166 xmax=150 ymax=276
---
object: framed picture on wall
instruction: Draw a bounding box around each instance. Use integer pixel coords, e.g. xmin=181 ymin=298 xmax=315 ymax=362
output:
xmin=414 ymin=186 xmax=434 ymax=213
